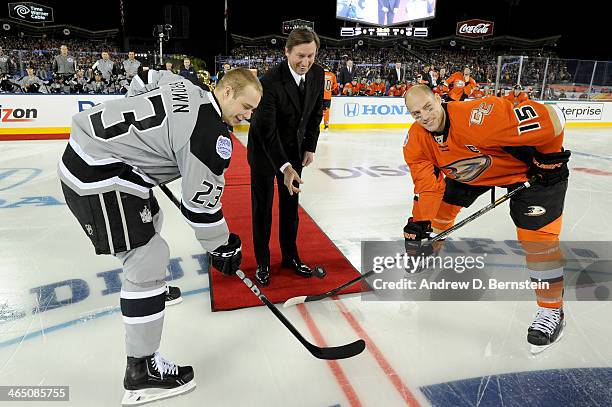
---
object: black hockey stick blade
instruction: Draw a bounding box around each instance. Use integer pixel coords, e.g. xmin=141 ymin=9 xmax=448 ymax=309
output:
xmin=259 ymin=292 xmax=365 ymax=359
xmin=306 ymin=338 xmax=366 ymax=360
xmin=283 ymin=269 xmax=376 ymax=308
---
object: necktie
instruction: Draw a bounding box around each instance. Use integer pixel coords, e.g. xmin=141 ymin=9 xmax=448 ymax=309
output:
xmin=299 ymin=77 xmax=305 ymax=105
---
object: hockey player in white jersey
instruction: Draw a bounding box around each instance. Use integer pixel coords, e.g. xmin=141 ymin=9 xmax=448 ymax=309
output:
xmin=58 ymin=68 xmax=262 ymax=405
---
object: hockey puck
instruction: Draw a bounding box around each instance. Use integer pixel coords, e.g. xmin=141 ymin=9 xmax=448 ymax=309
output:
xmin=313 ymin=265 xmax=327 ymax=279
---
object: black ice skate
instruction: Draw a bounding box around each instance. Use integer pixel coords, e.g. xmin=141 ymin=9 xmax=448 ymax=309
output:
xmin=165 ymin=285 xmax=183 ymax=306
xmin=528 ymin=307 xmax=565 ymax=354
xmin=121 ymin=352 xmax=195 ymax=405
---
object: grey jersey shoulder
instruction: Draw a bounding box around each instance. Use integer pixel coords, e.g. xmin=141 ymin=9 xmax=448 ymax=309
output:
xmin=126 ymin=69 xmax=185 ymax=97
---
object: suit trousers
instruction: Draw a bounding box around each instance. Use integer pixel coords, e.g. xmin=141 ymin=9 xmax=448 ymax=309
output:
xmin=251 ymin=167 xmax=302 ymax=266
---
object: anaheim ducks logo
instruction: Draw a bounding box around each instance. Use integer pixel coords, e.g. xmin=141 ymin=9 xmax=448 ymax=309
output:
xmin=441 ymin=155 xmax=491 ymax=182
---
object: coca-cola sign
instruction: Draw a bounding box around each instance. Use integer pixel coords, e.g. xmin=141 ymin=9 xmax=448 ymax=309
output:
xmin=456 ymin=19 xmax=494 ymax=38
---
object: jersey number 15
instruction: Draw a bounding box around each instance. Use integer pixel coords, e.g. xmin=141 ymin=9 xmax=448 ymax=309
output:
xmin=513 ymin=105 xmax=541 ymax=135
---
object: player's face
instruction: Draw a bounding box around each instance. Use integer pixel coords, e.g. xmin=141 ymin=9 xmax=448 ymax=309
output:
xmin=223 ymin=85 xmax=261 ymax=126
xmin=405 ymin=92 xmax=444 ymax=132
xmin=285 ymin=41 xmax=317 ymax=76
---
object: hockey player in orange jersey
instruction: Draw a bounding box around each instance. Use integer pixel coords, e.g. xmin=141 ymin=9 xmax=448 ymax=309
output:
xmin=323 ymin=67 xmax=338 ymax=131
xmin=505 ymin=84 xmax=529 ymax=106
xmin=388 ymin=81 xmax=407 ymax=97
xmin=369 ymin=77 xmax=386 ymax=96
xmin=470 ymin=84 xmax=485 ymax=99
xmin=444 ymin=67 xmax=477 ymax=101
xmin=402 ymin=85 xmax=570 ymax=353
xmin=342 ymin=78 xmax=360 ymax=95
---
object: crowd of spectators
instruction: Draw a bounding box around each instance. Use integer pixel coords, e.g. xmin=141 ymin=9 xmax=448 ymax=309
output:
xmin=0 ymin=34 xmax=608 ymax=99
xmin=222 ymin=45 xmax=607 ymax=100
xmin=0 ymin=35 xmax=207 ymax=94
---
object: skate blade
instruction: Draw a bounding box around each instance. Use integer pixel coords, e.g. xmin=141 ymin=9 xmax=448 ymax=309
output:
xmin=529 ymin=328 xmax=565 ymax=355
xmin=121 ymin=380 xmax=196 ymax=405
xmin=165 ymin=297 xmax=183 ymax=306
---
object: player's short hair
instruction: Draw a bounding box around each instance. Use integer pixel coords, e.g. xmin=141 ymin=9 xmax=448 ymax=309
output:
xmin=218 ymin=67 xmax=263 ymax=97
xmin=286 ymin=27 xmax=320 ymax=52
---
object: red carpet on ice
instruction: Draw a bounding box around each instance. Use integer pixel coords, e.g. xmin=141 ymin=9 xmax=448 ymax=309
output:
xmin=208 ymin=135 xmax=368 ymax=311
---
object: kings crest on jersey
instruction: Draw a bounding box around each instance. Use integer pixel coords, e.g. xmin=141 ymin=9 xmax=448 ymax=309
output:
xmin=58 ymin=70 xmax=233 ymax=251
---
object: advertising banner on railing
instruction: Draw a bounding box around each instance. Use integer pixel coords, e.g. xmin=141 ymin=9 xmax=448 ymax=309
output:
xmin=0 ymin=94 xmax=120 ymax=140
xmin=1 ymin=94 xmax=611 ymax=140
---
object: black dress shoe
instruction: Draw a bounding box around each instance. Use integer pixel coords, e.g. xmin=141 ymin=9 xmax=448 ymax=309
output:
xmin=281 ymin=258 xmax=313 ymax=278
xmin=254 ymin=265 xmax=270 ymax=286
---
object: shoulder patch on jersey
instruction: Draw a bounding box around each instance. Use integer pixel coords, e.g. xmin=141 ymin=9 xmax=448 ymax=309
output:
xmin=216 ymin=135 xmax=232 ymax=159
xmin=190 ymin=104 xmax=231 ymax=176
xmin=469 ymin=102 xmax=494 ymax=126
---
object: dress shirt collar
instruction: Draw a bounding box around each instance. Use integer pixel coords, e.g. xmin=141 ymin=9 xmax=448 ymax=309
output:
xmin=288 ymin=63 xmax=305 ymax=87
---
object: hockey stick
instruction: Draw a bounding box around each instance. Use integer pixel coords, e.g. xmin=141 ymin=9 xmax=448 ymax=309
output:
xmin=158 ymin=183 xmax=366 ymax=360
xmin=283 ymin=177 xmax=538 ymax=308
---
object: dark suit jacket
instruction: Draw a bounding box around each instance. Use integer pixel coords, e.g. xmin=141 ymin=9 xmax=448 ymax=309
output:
xmin=387 ymin=67 xmax=404 ymax=87
xmin=247 ymin=60 xmax=324 ymax=176
xmin=337 ymin=65 xmax=356 ymax=87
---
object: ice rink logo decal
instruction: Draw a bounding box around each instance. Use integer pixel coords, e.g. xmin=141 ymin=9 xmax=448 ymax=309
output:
xmin=0 ymin=168 xmax=42 ymax=191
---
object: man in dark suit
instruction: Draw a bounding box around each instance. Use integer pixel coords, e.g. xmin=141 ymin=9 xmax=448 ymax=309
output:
xmin=387 ymin=61 xmax=404 ymax=87
xmin=337 ymin=59 xmax=356 ymax=94
xmin=247 ymin=28 xmax=324 ymax=286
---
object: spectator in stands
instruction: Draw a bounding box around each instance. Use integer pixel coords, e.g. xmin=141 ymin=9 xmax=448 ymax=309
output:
xmin=92 ymin=51 xmax=114 ymax=82
xmin=19 ymin=66 xmax=45 ymax=93
xmin=52 ymin=45 xmax=77 ymax=76
xmin=387 ymin=61 xmax=404 ymax=87
xmin=337 ymin=59 xmax=356 ymax=92
xmin=0 ymin=47 xmax=16 ymax=75
xmin=179 ymin=58 xmax=197 ymax=80
xmin=123 ymin=52 xmax=140 ymax=79
xmin=438 ymin=67 xmax=447 ymax=83
xmin=217 ymin=62 xmax=231 ymax=84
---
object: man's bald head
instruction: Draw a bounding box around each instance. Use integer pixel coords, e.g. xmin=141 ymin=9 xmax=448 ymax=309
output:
xmin=404 ymin=84 xmax=445 ymax=133
xmin=404 ymin=84 xmax=435 ymax=103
